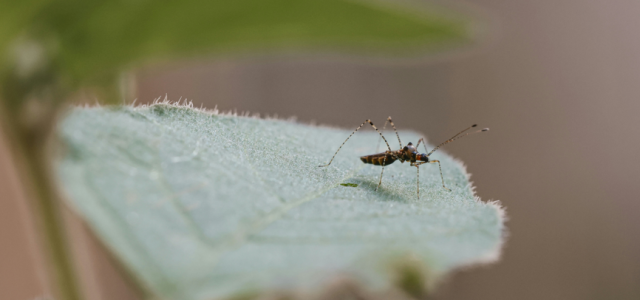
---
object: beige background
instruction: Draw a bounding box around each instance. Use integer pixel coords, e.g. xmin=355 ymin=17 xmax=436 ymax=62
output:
xmin=3 ymin=0 xmax=640 ymax=299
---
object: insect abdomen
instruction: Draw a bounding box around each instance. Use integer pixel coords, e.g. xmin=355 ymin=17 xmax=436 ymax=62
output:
xmin=360 ymin=155 xmax=397 ymax=166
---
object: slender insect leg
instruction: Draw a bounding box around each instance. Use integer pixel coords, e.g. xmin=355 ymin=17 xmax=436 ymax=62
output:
xmin=417 ymin=165 xmax=420 ymax=199
xmin=415 ymin=160 xmax=451 ymax=191
xmin=387 ymin=116 xmax=402 ymax=149
xmin=430 ymin=160 xmax=450 ymax=191
xmin=376 ymin=117 xmax=402 ymax=152
xmin=410 ymin=162 xmax=421 ymax=199
xmin=320 ymin=119 xmax=391 ymax=167
xmin=416 ymin=138 xmax=428 ymax=153
xmin=375 ymin=154 xmax=389 ymax=191
xmin=375 ymin=119 xmax=388 ymax=153
xmin=376 ymin=166 xmax=385 ymax=191
xmin=376 ymin=120 xmax=389 ymax=153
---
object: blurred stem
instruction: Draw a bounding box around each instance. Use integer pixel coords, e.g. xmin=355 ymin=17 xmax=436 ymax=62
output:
xmin=0 ymin=102 xmax=82 ymax=300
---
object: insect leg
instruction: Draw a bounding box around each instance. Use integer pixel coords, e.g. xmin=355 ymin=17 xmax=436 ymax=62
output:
xmin=432 ymin=160 xmax=451 ymax=191
xmin=387 ymin=117 xmax=402 ymax=148
xmin=410 ymin=162 xmax=421 ymax=199
xmin=375 ymin=119 xmax=388 ymax=153
xmin=416 ymin=164 xmax=420 ymax=199
xmin=376 ymin=116 xmax=402 ymax=152
xmin=376 ymin=166 xmax=385 ymax=191
xmin=375 ymin=154 xmax=389 ymax=191
xmin=415 ymin=160 xmax=451 ymax=191
xmin=320 ymin=119 xmax=391 ymax=167
xmin=416 ymin=138 xmax=428 ymax=153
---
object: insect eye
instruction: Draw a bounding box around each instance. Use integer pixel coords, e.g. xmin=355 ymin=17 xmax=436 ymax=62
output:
xmin=403 ymin=146 xmax=408 ymax=151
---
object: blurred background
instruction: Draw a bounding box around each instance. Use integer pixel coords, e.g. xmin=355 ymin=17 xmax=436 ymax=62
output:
xmin=2 ymin=0 xmax=640 ymax=299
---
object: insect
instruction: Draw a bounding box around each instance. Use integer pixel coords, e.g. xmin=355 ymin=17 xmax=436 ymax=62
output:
xmin=319 ymin=117 xmax=488 ymax=198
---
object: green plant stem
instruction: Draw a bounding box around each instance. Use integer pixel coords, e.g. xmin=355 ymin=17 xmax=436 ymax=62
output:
xmin=1 ymin=106 xmax=82 ymax=300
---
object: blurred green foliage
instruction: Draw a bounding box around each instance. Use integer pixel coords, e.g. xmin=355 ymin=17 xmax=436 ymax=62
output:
xmin=1 ymin=0 xmax=473 ymax=98
xmin=0 ymin=2 xmax=479 ymax=299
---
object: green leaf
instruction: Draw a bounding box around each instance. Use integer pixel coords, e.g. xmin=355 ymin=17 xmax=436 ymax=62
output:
xmin=0 ymin=0 xmax=47 ymax=50
xmin=2 ymin=0 xmax=476 ymax=86
xmin=57 ymin=102 xmax=504 ymax=300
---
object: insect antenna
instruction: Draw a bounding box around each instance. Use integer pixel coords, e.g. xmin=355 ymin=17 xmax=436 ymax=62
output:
xmin=427 ymin=124 xmax=489 ymax=156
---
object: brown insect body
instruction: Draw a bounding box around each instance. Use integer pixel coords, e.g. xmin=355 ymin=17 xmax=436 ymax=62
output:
xmin=319 ymin=117 xmax=488 ymax=199
xmin=360 ymin=152 xmax=398 ymax=166
xmin=360 ymin=143 xmax=428 ymax=166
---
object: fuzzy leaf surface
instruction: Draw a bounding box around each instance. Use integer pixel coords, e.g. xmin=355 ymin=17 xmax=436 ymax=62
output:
xmin=57 ymin=104 xmax=504 ymax=300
